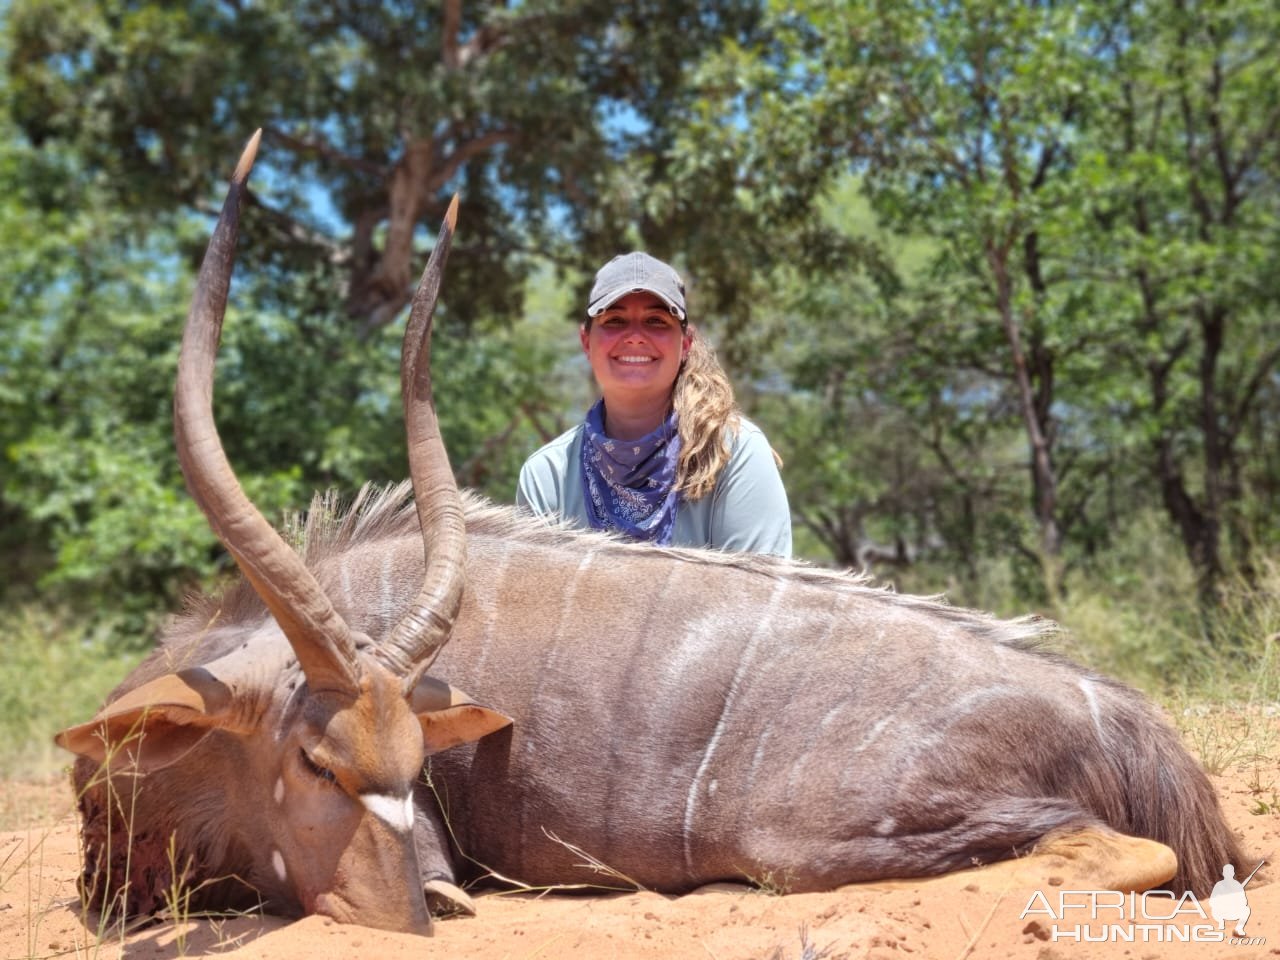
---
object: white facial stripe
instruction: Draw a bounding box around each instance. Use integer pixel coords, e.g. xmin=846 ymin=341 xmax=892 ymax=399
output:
xmin=274 ymin=777 xmax=285 ymax=804
xmin=362 ymin=792 xmax=415 ymax=833
xmin=272 ymin=849 xmax=287 ymax=882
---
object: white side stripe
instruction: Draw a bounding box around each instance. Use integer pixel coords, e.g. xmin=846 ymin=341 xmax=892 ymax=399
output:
xmin=1079 ymin=678 xmax=1106 ymax=743
xmin=682 ymin=581 xmax=786 ymax=876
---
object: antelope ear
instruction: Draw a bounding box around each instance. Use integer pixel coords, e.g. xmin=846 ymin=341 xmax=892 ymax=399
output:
xmin=409 ymin=675 xmax=513 ymax=755
xmin=55 ymin=668 xmax=237 ymax=772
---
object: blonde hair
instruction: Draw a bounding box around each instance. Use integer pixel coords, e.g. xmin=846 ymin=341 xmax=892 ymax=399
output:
xmin=672 ymin=331 xmax=741 ymax=501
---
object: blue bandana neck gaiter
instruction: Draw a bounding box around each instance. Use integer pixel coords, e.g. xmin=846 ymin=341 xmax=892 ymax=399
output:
xmin=579 ymin=399 xmax=682 ymax=545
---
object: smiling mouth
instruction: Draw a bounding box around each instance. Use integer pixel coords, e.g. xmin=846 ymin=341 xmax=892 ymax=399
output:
xmin=614 ymin=356 xmax=656 ymax=364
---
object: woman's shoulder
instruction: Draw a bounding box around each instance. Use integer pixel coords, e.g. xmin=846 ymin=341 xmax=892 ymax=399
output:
xmin=521 ymin=423 xmax=584 ymax=474
xmin=728 ymin=416 xmax=774 ymax=455
xmin=517 ymin=423 xmax=586 ymax=514
xmin=714 ymin=415 xmax=786 ymax=495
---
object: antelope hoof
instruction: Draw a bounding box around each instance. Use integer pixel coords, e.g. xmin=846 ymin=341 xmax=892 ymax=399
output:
xmin=1034 ymin=828 xmax=1178 ymax=892
xmin=424 ymin=878 xmax=477 ymax=917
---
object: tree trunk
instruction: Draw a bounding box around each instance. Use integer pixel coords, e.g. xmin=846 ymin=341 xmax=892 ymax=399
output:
xmin=987 ymin=238 xmax=1063 ymax=601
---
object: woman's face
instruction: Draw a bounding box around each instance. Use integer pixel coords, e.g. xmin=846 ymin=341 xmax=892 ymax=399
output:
xmin=580 ymin=291 xmax=691 ymax=407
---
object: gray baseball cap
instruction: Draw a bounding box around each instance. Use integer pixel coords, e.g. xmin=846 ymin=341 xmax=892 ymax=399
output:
xmin=586 ymin=252 xmax=687 ymax=322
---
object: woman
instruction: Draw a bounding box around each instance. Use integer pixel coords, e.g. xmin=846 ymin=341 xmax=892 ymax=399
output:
xmin=517 ymin=252 xmax=791 ymax=556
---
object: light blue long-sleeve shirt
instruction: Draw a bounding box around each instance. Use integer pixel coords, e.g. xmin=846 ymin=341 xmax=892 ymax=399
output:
xmin=516 ymin=418 xmax=792 ymax=557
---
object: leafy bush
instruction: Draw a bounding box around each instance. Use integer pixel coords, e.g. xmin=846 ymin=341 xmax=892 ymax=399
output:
xmin=0 ymin=606 xmax=143 ymax=779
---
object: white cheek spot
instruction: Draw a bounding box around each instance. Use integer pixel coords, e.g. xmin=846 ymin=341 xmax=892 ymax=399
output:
xmin=707 ymin=779 xmax=718 ymax=796
xmin=272 ymin=849 xmax=287 ymax=882
xmin=875 ymin=817 xmax=897 ymax=836
xmin=274 ymin=777 xmax=285 ymax=805
xmin=362 ymin=792 xmax=415 ymax=834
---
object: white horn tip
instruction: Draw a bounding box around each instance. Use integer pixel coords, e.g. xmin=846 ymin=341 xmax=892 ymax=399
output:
xmin=233 ymin=129 xmax=264 ymax=184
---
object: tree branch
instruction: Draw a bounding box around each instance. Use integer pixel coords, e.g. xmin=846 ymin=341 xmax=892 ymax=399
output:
xmin=1229 ymin=342 xmax=1280 ymax=438
xmin=194 ymin=190 xmax=345 ymax=263
xmin=426 ymin=128 xmax=520 ymax=194
xmin=264 ymin=126 xmax=386 ymax=179
xmin=442 ymin=0 xmax=461 ymax=69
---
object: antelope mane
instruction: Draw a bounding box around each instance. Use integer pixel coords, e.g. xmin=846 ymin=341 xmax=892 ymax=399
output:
xmin=175 ymin=481 xmax=1057 ymax=652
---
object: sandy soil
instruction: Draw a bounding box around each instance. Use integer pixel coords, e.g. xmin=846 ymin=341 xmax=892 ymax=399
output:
xmin=3 ymin=747 xmax=1278 ymax=960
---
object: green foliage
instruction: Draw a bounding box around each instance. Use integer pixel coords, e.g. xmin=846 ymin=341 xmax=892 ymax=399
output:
xmin=0 ymin=606 xmax=143 ymax=778
xmin=0 ymin=88 xmax=214 ymax=626
xmin=0 ymin=9 xmax=590 ymax=631
xmin=1 ymin=0 xmax=1277 ymax=686
xmin=1054 ymin=512 xmax=1213 ymax=684
xmin=5 ymin=0 xmax=766 ymax=329
xmin=0 ymin=0 xmax=761 ymax=638
xmin=677 ymin=0 xmax=1279 ymax=610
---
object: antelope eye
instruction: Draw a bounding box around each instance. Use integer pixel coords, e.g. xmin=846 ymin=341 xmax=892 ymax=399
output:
xmin=300 ymin=749 xmax=337 ymax=784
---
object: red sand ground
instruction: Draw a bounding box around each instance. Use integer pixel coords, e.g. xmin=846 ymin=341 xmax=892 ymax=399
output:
xmin=3 ymin=734 xmax=1278 ymax=960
